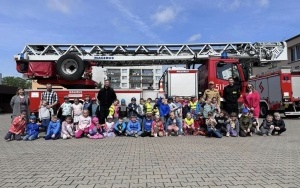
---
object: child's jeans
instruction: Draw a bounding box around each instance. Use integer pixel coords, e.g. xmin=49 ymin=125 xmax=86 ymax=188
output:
xmin=4 ymin=132 xmax=22 ymax=141
xmin=23 ymin=133 xmax=39 ymax=141
xmin=75 ymin=128 xmax=89 ymax=138
xmin=45 ymin=132 xmax=60 ymax=140
xmin=207 ymin=127 xmax=222 ymax=138
xmin=226 ymin=124 xmax=238 ymax=137
xmin=40 ymin=119 xmax=50 ymax=132
xmin=126 ymin=130 xmax=142 ymax=137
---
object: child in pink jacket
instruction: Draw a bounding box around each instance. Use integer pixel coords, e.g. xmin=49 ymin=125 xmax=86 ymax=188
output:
xmin=75 ymin=110 xmax=91 ymax=138
xmin=87 ymin=117 xmax=104 ymax=139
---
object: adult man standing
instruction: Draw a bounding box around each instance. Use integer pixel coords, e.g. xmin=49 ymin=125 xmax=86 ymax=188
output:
xmin=202 ymin=81 xmax=221 ymax=106
xmin=97 ymin=80 xmax=117 ymax=124
xmin=223 ymin=77 xmax=240 ymax=115
xmin=40 ymin=83 xmax=58 ymax=114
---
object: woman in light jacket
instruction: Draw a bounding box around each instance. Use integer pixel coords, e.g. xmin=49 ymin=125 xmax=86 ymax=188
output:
xmin=10 ymin=87 xmax=30 ymax=121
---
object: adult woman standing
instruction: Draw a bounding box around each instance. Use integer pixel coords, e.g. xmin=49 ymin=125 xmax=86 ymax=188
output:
xmin=10 ymin=87 xmax=30 ymax=121
xmin=243 ymin=84 xmax=260 ymax=130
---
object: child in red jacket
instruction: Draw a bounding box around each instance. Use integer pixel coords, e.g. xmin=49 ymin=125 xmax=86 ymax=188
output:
xmin=5 ymin=110 xmax=27 ymax=141
xmin=193 ymin=113 xmax=206 ymax=136
xmin=152 ymin=115 xmax=165 ymax=137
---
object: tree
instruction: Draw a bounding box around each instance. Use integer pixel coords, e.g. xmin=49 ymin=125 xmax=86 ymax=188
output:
xmin=1 ymin=76 xmax=32 ymax=89
xmin=97 ymin=81 xmax=103 ymax=89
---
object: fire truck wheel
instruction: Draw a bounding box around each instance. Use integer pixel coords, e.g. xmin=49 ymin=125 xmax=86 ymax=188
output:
xmin=56 ymin=54 xmax=85 ymax=81
xmin=259 ymin=103 xmax=268 ymax=118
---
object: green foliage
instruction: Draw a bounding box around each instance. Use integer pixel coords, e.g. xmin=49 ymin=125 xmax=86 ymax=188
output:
xmin=97 ymin=81 xmax=103 ymax=89
xmin=1 ymin=76 xmax=32 ymax=89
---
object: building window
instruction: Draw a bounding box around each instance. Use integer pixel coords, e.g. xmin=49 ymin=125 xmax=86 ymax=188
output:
xmin=155 ymin=76 xmax=160 ymax=81
xmin=155 ymin=69 xmax=161 ymax=74
xmin=122 ymin=83 xmax=127 ymax=87
xmin=122 ymin=69 xmax=127 ymax=73
xmin=122 ymin=76 xmax=127 ymax=80
xmin=291 ymin=45 xmax=300 ymax=62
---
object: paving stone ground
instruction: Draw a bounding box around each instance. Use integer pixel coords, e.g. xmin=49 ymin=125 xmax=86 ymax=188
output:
xmin=0 ymin=114 xmax=300 ymax=188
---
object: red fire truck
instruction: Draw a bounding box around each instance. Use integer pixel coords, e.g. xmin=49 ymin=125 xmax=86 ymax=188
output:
xmin=15 ymin=41 xmax=296 ymax=117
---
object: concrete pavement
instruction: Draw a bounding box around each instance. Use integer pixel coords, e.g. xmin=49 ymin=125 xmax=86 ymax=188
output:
xmin=0 ymin=114 xmax=299 ymax=188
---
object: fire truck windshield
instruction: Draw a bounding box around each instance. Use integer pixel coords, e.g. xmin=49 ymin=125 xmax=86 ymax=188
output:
xmin=216 ymin=61 xmax=240 ymax=81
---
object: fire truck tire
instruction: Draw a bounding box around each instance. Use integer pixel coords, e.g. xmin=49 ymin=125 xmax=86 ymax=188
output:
xmin=56 ymin=54 xmax=84 ymax=81
xmin=259 ymin=103 xmax=268 ymax=118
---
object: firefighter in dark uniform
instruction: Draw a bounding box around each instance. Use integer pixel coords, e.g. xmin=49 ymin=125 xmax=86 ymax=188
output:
xmin=223 ymin=77 xmax=240 ymax=115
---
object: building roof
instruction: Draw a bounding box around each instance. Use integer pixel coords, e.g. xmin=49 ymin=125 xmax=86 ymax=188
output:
xmin=286 ymin=34 xmax=300 ymax=42
xmin=0 ymin=85 xmax=17 ymax=94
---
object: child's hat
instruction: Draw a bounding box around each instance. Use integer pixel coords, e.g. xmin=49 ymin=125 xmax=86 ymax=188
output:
xmin=107 ymin=115 xmax=113 ymax=119
xmin=29 ymin=115 xmax=36 ymax=120
xmin=242 ymin=108 xmax=249 ymax=113
xmin=121 ymin=99 xmax=126 ymax=103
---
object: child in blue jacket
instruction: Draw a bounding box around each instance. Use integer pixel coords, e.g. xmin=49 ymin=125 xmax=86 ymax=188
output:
xmin=45 ymin=115 xmax=61 ymax=140
xmin=140 ymin=112 xmax=153 ymax=137
xmin=157 ymin=97 xmax=170 ymax=123
xmin=126 ymin=115 xmax=142 ymax=137
xmin=114 ymin=118 xmax=127 ymax=136
xmin=23 ymin=115 xmax=40 ymax=141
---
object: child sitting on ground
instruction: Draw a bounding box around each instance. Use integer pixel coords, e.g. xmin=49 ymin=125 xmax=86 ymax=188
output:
xmin=87 ymin=117 xmax=103 ymax=139
xmin=75 ymin=109 xmax=91 ymax=138
xmin=206 ymin=112 xmax=222 ymax=138
xmin=61 ymin=115 xmax=74 ymax=140
xmin=260 ymin=114 xmax=275 ymax=136
xmin=126 ymin=115 xmax=142 ymax=137
xmin=193 ymin=113 xmax=206 ymax=136
xmin=183 ymin=112 xmax=195 ymax=136
xmin=23 ymin=115 xmax=40 ymax=141
xmin=4 ymin=110 xmax=27 ymax=141
xmin=114 ymin=118 xmax=127 ymax=136
xmin=239 ymin=108 xmax=255 ymax=137
xmin=166 ymin=112 xmax=181 ymax=136
xmin=45 ymin=115 xmax=61 ymax=140
xmin=140 ymin=112 xmax=153 ymax=137
xmin=152 ymin=115 xmax=165 ymax=137
xmin=226 ymin=112 xmax=239 ymax=137
xmin=103 ymin=115 xmax=115 ymax=138
xmin=272 ymin=112 xmax=286 ymax=135
xmin=215 ymin=110 xmax=229 ymax=136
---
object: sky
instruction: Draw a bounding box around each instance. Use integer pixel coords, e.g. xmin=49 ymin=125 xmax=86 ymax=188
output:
xmin=1 ymin=0 xmax=300 ymax=77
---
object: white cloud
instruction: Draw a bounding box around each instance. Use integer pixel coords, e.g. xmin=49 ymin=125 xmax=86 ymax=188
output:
xmin=188 ymin=33 xmax=202 ymax=42
xmin=110 ymin=0 xmax=161 ymax=42
xmin=218 ymin=0 xmax=241 ymax=11
xmin=152 ymin=5 xmax=182 ymax=25
xmin=47 ymin=0 xmax=79 ymax=14
xmin=257 ymin=0 xmax=269 ymax=8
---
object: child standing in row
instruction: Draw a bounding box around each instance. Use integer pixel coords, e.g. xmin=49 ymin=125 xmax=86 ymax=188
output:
xmin=72 ymin=98 xmax=83 ymax=130
xmin=23 ymin=115 xmax=40 ymax=141
xmin=61 ymin=115 xmax=74 ymax=139
xmin=39 ymin=100 xmax=52 ymax=132
xmin=4 ymin=110 xmax=27 ymax=141
xmin=45 ymin=115 xmax=61 ymax=140
xmin=57 ymin=96 xmax=72 ymax=122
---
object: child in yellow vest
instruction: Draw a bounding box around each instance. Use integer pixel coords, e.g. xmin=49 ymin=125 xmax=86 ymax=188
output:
xmin=183 ymin=112 xmax=195 ymax=136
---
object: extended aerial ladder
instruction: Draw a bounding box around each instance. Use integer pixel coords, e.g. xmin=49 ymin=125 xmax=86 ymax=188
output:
xmin=14 ymin=42 xmax=287 ymax=88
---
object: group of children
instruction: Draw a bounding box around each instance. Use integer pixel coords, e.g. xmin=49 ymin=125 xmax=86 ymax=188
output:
xmin=4 ymin=95 xmax=287 ymax=141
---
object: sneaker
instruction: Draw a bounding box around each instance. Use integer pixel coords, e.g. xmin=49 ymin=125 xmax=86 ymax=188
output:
xmin=134 ymin=133 xmax=138 ymax=138
xmin=165 ymin=132 xmax=168 ymax=137
xmin=266 ymin=132 xmax=270 ymax=136
xmin=249 ymin=132 xmax=252 ymax=137
xmin=226 ymin=132 xmax=230 ymax=137
xmin=5 ymin=139 xmax=10 ymax=142
xmin=154 ymin=133 xmax=157 ymax=137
